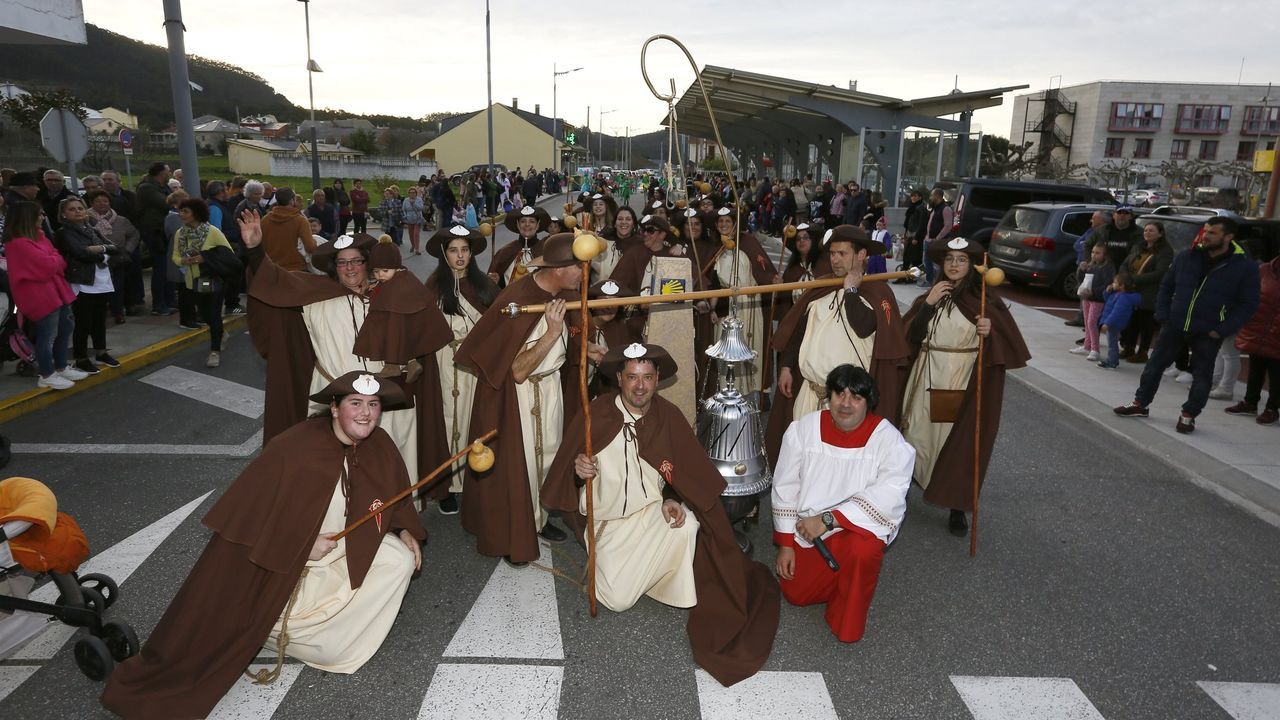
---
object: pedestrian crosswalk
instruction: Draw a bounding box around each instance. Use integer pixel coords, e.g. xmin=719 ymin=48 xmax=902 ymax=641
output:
xmin=951 ymin=676 xmax=1106 ymax=720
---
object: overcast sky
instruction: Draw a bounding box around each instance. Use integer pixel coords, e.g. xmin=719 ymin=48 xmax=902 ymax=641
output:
xmin=84 ymin=0 xmax=1279 ymax=140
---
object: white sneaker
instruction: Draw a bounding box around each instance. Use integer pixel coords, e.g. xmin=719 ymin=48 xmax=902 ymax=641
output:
xmin=1208 ymin=388 xmax=1233 ymax=400
xmin=1164 ymin=366 xmax=1181 ymax=378
xmin=38 ymin=373 xmax=74 ymax=390
xmin=1175 ymin=371 xmax=1192 ymax=383
xmin=58 ymin=366 xmax=90 ymax=381
xmin=1086 ymin=351 xmax=1099 ymax=361
xmin=1069 ymin=346 xmax=1090 ymax=355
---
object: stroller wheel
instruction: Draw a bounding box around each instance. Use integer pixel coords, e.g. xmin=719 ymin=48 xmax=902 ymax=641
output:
xmin=101 ymin=620 xmax=140 ymax=661
xmin=80 ymin=586 xmax=107 ymax=614
xmin=79 ymin=573 xmax=119 ymax=608
xmin=74 ymin=635 xmax=115 ymax=681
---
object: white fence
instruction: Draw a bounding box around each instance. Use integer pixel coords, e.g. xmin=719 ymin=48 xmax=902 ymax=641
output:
xmin=269 ymin=155 xmax=439 ymax=181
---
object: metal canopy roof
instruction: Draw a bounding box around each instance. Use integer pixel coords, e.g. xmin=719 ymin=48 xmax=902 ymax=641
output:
xmin=661 ymin=64 xmax=1027 ymax=138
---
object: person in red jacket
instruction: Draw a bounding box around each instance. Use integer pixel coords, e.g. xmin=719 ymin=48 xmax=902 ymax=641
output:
xmin=1225 ymin=251 xmax=1280 ymax=425
xmin=0 ymin=201 xmax=87 ymax=390
xmin=349 ymin=179 xmax=370 ymax=235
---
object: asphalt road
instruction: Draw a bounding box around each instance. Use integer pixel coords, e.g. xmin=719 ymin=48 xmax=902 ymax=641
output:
xmin=1 ymin=331 xmax=1277 ymax=719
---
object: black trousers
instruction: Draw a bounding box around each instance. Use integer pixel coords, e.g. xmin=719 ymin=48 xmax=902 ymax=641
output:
xmin=1244 ymin=354 xmax=1280 ymax=409
xmin=1122 ymin=308 xmax=1158 ymax=354
xmin=178 ymin=286 xmax=224 ymax=351
xmin=72 ymin=290 xmax=110 ymax=358
xmin=1135 ymin=329 xmax=1222 ymax=417
xmin=353 ymin=212 xmax=367 ymax=234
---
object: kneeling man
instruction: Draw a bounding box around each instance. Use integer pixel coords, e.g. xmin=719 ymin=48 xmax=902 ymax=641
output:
xmin=772 ymin=364 xmax=913 ymax=643
xmin=102 ymin=371 xmax=425 ymax=720
xmin=545 ymin=343 xmax=780 ymax=687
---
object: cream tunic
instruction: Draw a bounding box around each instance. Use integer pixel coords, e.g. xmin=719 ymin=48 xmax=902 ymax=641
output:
xmin=267 ymin=474 xmax=416 ymax=673
xmin=713 ymin=248 xmax=765 ymax=394
xmin=515 ymin=315 xmax=567 ymax=531
xmin=437 ymin=293 xmax=483 ymax=493
xmin=580 ymin=398 xmax=699 ymax=612
xmin=303 ymin=294 xmax=418 ymax=483
xmin=793 ymin=291 xmax=877 ymax=420
xmin=901 ymin=304 xmax=979 ymax=489
xmin=591 ymin=238 xmax=625 ymax=284
xmin=504 ymin=244 xmax=535 ymax=286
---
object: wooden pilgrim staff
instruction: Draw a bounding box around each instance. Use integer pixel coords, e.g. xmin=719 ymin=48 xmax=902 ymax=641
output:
xmin=333 ymin=429 xmax=497 ymax=541
xmin=970 ymin=255 xmax=1005 ymax=558
xmin=571 ymin=230 xmax=607 ymax=616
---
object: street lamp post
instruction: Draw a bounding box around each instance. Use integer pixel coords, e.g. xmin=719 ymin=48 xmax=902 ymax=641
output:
xmin=485 ymin=0 xmax=494 ymax=181
xmin=298 ymin=0 xmax=321 ymax=191
xmin=598 ymin=108 xmax=615 ymax=166
xmin=552 ymin=64 xmax=583 ymax=176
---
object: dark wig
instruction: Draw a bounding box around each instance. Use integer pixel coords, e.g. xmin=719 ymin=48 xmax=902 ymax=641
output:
xmin=825 ymin=363 xmax=879 ymax=410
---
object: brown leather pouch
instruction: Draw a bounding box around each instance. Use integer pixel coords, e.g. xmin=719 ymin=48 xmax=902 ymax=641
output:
xmin=928 ymin=388 xmax=965 ymax=423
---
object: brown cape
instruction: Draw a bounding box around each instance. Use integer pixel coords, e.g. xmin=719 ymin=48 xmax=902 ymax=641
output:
xmin=489 ymin=234 xmax=545 ymax=287
xmin=452 ymin=274 xmax=561 ymax=562
xmin=352 ymin=270 xmax=448 ymax=365
xmin=246 ymin=248 xmax=451 ymax=499
xmin=100 ymin=419 xmax=425 ymax=720
xmin=543 ymin=393 xmax=780 ymax=687
xmin=764 ymin=278 xmax=910 ymax=468
xmin=902 ymin=286 xmax=1031 ymax=511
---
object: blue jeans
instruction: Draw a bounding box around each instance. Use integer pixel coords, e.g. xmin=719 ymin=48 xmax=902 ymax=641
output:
xmin=33 ymin=303 xmax=74 ymax=376
xmin=1135 ymin=328 xmax=1223 ymax=417
xmin=923 ymin=253 xmax=937 ymax=283
xmin=1106 ymin=324 xmax=1124 ymax=366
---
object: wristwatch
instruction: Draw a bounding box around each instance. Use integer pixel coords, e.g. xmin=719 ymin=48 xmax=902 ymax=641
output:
xmin=845 ymin=286 xmax=858 ymax=295
xmin=821 ymin=511 xmax=835 ymax=531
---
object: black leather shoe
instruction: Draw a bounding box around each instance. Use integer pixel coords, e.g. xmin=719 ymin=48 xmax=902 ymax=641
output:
xmin=539 ymin=523 xmax=568 ymax=543
xmin=438 ymin=493 xmax=459 ymax=515
xmin=503 ymin=556 xmax=528 ymax=568
xmin=948 ymin=510 xmax=968 ymax=537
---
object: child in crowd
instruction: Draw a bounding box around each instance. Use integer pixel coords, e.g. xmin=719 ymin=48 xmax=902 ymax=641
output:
xmin=1072 ymin=243 xmax=1116 ymax=362
xmin=354 ymin=235 xmax=432 ymax=382
xmin=451 ymin=198 xmax=468 ymax=228
xmin=304 ymin=218 xmax=328 ymax=275
xmin=1098 ymin=273 xmax=1142 ymax=369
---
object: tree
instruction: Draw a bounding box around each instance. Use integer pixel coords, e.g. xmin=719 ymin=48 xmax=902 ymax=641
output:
xmin=979 ymin=135 xmax=1034 ymax=178
xmin=1158 ymin=159 xmax=1222 ymax=198
xmin=347 ymin=127 xmax=377 ymax=155
xmin=0 ymin=89 xmax=87 ymax=132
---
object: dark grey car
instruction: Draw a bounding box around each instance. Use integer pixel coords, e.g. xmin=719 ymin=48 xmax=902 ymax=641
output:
xmin=988 ymin=202 xmax=1116 ymax=299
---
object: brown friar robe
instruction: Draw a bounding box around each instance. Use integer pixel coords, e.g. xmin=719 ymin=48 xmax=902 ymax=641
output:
xmin=352 ymin=270 xmax=443 ymax=364
xmin=452 ymin=274 xmax=563 ymax=563
xmin=489 ymin=234 xmax=545 ymax=287
xmin=543 ymin=393 xmax=780 ymax=687
xmin=100 ymin=419 xmax=426 ymax=720
xmin=902 ymin=286 xmax=1030 ymax=511
xmin=772 ymin=252 xmax=833 ymax=325
xmin=246 ymin=247 xmax=452 ymax=497
xmin=764 ymin=278 xmax=910 ymax=469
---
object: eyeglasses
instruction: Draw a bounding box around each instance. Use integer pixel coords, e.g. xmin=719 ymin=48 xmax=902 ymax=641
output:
xmin=943 ymin=256 xmax=970 ymax=265
xmin=334 ymin=258 xmax=366 ymax=267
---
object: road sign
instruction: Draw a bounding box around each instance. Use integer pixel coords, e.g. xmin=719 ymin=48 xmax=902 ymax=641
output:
xmin=119 ymin=128 xmax=134 ymax=156
xmin=565 ymin=132 xmax=576 ymax=145
xmin=39 ymin=108 xmax=89 ymax=164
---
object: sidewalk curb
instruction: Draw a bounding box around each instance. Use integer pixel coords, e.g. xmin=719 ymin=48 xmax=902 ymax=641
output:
xmin=0 ymin=315 xmax=247 ymax=425
xmin=1010 ymin=363 xmax=1280 ymax=530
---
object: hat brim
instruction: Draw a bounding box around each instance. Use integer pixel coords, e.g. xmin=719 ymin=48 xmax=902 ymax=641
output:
xmin=311 ymin=234 xmax=377 ymax=274
xmin=426 ymin=228 xmax=487 ymax=258
xmin=503 ymin=208 xmax=550 ymax=233
xmin=600 ymin=344 xmax=678 ymax=378
xmin=309 ymin=372 xmax=411 ymax=411
xmin=925 ymin=237 xmax=985 ymax=265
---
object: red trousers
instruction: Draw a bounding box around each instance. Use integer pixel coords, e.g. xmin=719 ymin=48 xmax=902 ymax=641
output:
xmin=780 ymin=525 xmax=885 ymax=642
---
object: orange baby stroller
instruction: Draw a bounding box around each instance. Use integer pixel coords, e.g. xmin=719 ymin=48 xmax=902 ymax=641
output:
xmin=0 ymin=476 xmax=138 ymax=680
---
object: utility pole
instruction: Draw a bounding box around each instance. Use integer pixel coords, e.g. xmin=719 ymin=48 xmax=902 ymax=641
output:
xmin=485 ymin=0 xmax=494 ymax=180
xmin=299 ymin=0 xmax=321 ymax=191
xmin=162 ymin=0 xmax=200 ymax=195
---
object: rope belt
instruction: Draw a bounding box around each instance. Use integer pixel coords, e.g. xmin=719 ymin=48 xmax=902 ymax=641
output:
xmin=922 ymin=341 xmax=979 ymax=354
xmin=246 ymin=567 xmax=309 ymax=685
xmin=805 ymin=379 xmax=829 ymax=401
xmin=527 ymin=369 xmax=557 ymax=482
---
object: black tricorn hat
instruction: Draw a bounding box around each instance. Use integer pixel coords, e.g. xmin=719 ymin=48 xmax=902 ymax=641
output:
xmin=503 ymin=205 xmax=550 ymax=234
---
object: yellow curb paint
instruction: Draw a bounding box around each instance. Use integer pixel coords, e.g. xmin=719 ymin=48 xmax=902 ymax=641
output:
xmin=0 ymin=316 xmax=247 ymax=424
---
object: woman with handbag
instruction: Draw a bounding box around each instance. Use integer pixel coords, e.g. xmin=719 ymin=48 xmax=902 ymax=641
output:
xmin=55 ymin=196 xmax=126 ymax=375
xmin=900 ymin=237 xmax=1030 ymax=536
xmin=85 ymin=189 xmax=140 ymax=326
xmin=172 ymin=198 xmax=239 ymax=368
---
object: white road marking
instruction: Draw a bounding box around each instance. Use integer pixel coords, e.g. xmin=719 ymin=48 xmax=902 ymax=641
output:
xmin=1198 ymin=681 xmax=1280 ymax=720
xmin=0 ymin=666 xmax=40 ymax=702
xmin=417 ymin=663 xmax=563 ymax=720
xmin=140 ymin=365 xmax=265 ymax=418
xmin=695 ymin=669 xmax=837 ymax=720
xmin=8 ymin=491 xmax=213 ymax=661
xmin=951 ymin=676 xmax=1106 ymax=720
xmin=208 ymin=664 xmax=303 ymax=720
xmin=13 ymin=429 xmax=262 ymax=457
xmin=443 ymin=546 xmax=563 ymax=660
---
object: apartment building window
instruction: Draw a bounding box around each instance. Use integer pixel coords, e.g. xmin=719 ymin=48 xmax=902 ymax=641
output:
xmin=1104 ymin=137 xmax=1124 ymax=158
xmin=1176 ymin=104 xmax=1231 ymax=133
xmin=1170 ymin=139 xmax=1190 ymax=160
xmin=1198 ymin=140 xmax=1219 ymax=160
xmin=1133 ymin=138 xmax=1152 ymax=159
xmin=1237 ymin=140 xmax=1256 ymax=162
xmin=1243 ymin=106 xmax=1280 ymax=134
xmin=1109 ymin=102 xmax=1164 ymax=131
